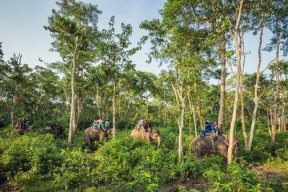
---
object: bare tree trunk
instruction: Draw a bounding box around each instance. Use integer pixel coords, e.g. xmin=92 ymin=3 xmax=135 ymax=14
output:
xmin=96 ymin=90 xmax=102 ymax=118
xmin=171 ymin=83 xmax=185 ymax=163
xmin=227 ymin=0 xmax=243 ymax=165
xmin=68 ymin=59 xmax=77 ymax=144
xmin=194 ymin=82 xmax=204 ymax=128
xmin=280 ymin=91 xmax=286 ymax=133
xmin=278 ymin=118 xmax=281 ymax=132
xmin=112 ymin=82 xmax=116 ymax=138
xmin=269 ymin=108 xmax=272 ymax=135
xmin=271 ymin=19 xmax=280 ymax=143
xmin=178 ymin=101 xmax=185 ymax=163
xmin=283 ymin=92 xmax=287 ymax=131
xmin=284 ymin=112 xmax=287 ymax=132
xmin=246 ymin=20 xmax=264 ymax=151
xmin=239 ymin=31 xmax=248 ymax=146
xmin=68 ymin=41 xmax=78 ymax=144
xmin=218 ymin=33 xmax=226 ymax=132
xmin=188 ymin=91 xmax=198 ymax=136
xmin=10 ymin=96 xmax=17 ymax=129
xmin=10 ymin=110 xmax=14 ymax=129
xmin=76 ymin=95 xmax=82 ymax=128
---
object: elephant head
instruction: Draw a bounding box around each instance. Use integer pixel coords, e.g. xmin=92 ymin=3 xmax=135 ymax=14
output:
xmin=191 ymin=134 xmax=240 ymax=159
xmin=130 ymin=128 xmax=161 ymax=148
xmin=150 ymin=129 xmax=161 ymax=148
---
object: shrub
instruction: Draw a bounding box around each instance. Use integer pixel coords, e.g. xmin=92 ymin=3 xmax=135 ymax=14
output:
xmin=204 ymin=163 xmax=264 ymax=192
xmin=0 ymin=133 xmax=63 ymax=190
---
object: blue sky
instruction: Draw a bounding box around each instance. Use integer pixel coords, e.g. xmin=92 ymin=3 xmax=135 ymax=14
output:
xmin=0 ymin=0 xmax=166 ymax=74
xmin=0 ymin=0 xmax=286 ymax=76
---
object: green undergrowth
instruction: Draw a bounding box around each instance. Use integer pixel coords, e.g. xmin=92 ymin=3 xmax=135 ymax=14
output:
xmin=0 ymin=127 xmax=286 ymax=191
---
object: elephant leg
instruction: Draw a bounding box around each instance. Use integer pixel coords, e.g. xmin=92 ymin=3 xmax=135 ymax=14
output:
xmin=84 ymin=135 xmax=91 ymax=146
xmin=86 ymin=138 xmax=91 ymax=146
xmin=194 ymin=148 xmax=201 ymax=159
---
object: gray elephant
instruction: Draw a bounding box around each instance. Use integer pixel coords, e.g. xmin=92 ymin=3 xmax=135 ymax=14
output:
xmin=130 ymin=128 xmax=161 ymax=148
xmin=84 ymin=128 xmax=111 ymax=146
xmin=191 ymin=134 xmax=240 ymax=158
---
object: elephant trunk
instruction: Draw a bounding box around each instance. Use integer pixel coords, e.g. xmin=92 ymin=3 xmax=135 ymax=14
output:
xmin=157 ymin=136 xmax=161 ymax=148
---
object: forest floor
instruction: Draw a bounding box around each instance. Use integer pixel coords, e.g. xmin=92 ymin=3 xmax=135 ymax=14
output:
xmin=159 ymin=181 xmax=211 ymax=192
xmin=252 ymin=162 xmax=288 ymax=189
xmin=159 ymin=162 xmax=288 ymax=192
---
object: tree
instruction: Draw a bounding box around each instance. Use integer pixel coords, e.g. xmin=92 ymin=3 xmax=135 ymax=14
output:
xmin=264 ymin=0 xmax=288 ymax=142
xmin=0 ymin=54 xmax=32 ymax=128
xmin=97 ymin=16 xmax=143 ymax=138
xmin=141 ymin=1 xmax=214 ymax=162
xmin=227 ymin=0 xmax=244 ymax=164
xmin=44 ymin=0 xmax=101 ymax=143
xmin=29 ymin=66 xmax=62 ymax=127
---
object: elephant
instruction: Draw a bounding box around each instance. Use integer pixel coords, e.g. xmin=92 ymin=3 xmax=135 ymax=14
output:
xmin=130 ymin=128 xmax=161 ymax=148
xmin=84 ymin=128 xmax=111 ymax=146
xmin=14 ymin=123 xmax=37 ymax=135
xmin=191 ymin=134 xmax=240 ymax=159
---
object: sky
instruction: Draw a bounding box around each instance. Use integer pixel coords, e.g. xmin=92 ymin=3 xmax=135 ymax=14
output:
xmin=0 ymin=0 xmax=166 ymax=74
xmin=0 ymin=0 xmax=287 ymax=76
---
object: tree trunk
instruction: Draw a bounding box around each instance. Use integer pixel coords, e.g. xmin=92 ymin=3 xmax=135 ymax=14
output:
xmin=76 ymin=95 xmax=82 ymax=128
xmin=112 ymin=82 xmax=116 ymax=138
xmin=178 ymin=101 xmax=185 ymax=163
xmin=188 ymin=91 xmax=197 ymax=136
xmin=10 ymin=96 xmax=17 ymax=129
xmin=218 ymin=33 xmax=226 ymax=131
xmin=280 ymin=104 xmax=285 ymax=133
xmin=171 ymin=83 xmax=185 ymax=163
xmin=271 ymin=19 xmax=280 ymax=143
xmin=239 ymin=31 xmax=248 ymax=146
xmin=194 ymin=82 xmax=204 ymax=128
xmin=68 ymin=64 xmax=77 ymax=144
xmin=68 ymin=43 xmax=78 ymax=144
xmin=246 ymin=20 xmax=264 ymax=151
xmin=96 ymin=90 xmax=102 ymax=118
xmin=227 ymin=0 xmax=243 ymax=165
xmin=269 ymin=108 xmax=272 ymax=135
xmin=10 ymin=110 xmax=14 ymax=129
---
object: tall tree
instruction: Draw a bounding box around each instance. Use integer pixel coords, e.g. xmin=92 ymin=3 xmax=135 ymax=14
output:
xmin=264 ymin=0 xmax=288 ymax=142
xmin=244 ymin=0 xmax=270 ymax=150
xmin=97 ymin=16 xmax=142 ymax=138
xmin=227 ymin=0 xmax=244 ymax=164
xmin=44 ymin=0 xmax=101 ymax=143
xmin=141 ymin=1 xmax=213 ymax=162
xmin=0 ymin=54 xmax=31 ymax=129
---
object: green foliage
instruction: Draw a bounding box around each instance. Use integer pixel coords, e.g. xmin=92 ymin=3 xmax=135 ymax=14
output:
xmin=1 ymin=127 xmax=287 ymax=191
xmin=240 ymin=132 xmax=288 ymax=165
xmin=242 ymin=149 xmax=271 ymax=164
xmin=204 ymin=163 xmax=263 ymax=192
xmin=0 ymin=133 xmax=62 ymax=189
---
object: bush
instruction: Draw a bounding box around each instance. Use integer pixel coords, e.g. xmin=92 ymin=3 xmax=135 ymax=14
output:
xmin=204 ymin=163 xmax=264 ymax=192
xmin=0 ymin=133 xmax=63 ymax=190
xmin=0 ymin=127 xmax=284 ymax=191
